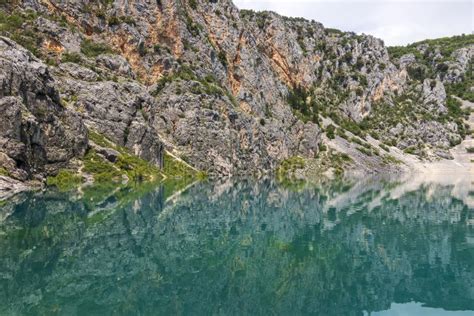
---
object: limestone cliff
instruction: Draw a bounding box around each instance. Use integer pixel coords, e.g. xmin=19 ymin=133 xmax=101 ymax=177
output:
xmin=0 ymin=0 xmax=472 ymax=186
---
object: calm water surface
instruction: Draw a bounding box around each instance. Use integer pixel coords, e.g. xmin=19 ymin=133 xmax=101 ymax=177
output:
xmin=0 ymin=176 xmax=473 ymax=315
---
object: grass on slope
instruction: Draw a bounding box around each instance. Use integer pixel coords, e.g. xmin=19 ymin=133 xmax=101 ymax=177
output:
xmin=388 ymin=34 xmax=474 ymax=60
xmin=47 ymin=130 xmax=204 ymax=191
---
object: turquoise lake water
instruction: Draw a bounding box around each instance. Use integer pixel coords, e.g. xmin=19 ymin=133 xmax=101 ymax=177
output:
xmin=0 ymin=177 xmax=473 ymax=315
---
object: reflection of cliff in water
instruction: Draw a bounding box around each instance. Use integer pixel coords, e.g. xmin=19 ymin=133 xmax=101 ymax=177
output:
xmin=0 ymin=178 xmax=473 ymax=315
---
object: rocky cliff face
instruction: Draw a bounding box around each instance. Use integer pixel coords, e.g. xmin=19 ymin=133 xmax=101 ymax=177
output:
xmin=0 ymin=0 xmax=472 ymax=184
xmin=0 ymin=37 xmax=88 ymax=182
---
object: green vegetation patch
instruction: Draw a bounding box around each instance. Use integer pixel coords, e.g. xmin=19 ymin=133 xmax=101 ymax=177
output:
xmin=357 ymin=87 xmax=469 ymax=156
xmin=315 ymin=150 xmax=353 ymax=177
xmin=83 ymin=150 xmax=124 ymax=183
xmin=116 ymin=152 xmax=162 ymax=182
xmin=287 ymin=85 xmax=319 ymax=124
xmin=403 ymin=147 xmax=417 ymax=155
xmin=80 ymin=38 xmax=114 ymax=58
xmin=88 ymin=130 xmax=163 ymax=182
xmin=107 ymin=15 xmax=135 ymax=26
xmin=276 ymin=156 xmax=306 ymax=188
xmin=379 ymin=144 xmax=390 ymax=152
xmin=388 ymin=34 xmax=474 ymax=60
xmin=445 ymin=60 xmax=474 ymax=102
xmin=151 ymin=66 xmax=231 ymax=100
xmin=61 ymin=52 xmax=82 ymax=64
xmin=0 ymin=167 xmax=10 ymax=177
xmin=89 ymin=130 xmax=200 ymax=181
xmin=325 ymin=28 xmax=344 ymax=36
xmin=326 ymin=124 xmax=336 ymax=139
xmin=356 ymin=146 xmax=372 ymax=156
xmin=388 ymin=35 xmax=473 ymax=106
xmin=382 ymin=155 xmax=403 ymax=165
xmin=336 ymin=128 xmax=349 ymax=140
xmin=163 ymin=152 xmax=200 ymax=179
xmin=239 ymin=10 xmax=271 ymax=29
xmin=0 ymin=10 xmax=41 ymax=56
xmin=276 ymin=156 xmax=305 ymax=182
xmin=47 ymin=169 xmax=83 ymax=191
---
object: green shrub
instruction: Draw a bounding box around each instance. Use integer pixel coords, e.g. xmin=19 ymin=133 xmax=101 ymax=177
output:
xmin=61 ymin=52 xmax=82 ymax=63
xmin=336 ymin=128 xmax=349 ymax=140
xmin=343 ymin=52 xmax=352 ymax=64
xmin=287 ymin=85 xmax=319 ymax=124
xmin=0 ymin=10 xmax=40 ymax=55
xmin=340 ymin=118 xmax=365 ymax=137
xmin=80 ymin=39 xmax=114 ymax=57
xmin=115 ymin=152 xmax=161 ymax=181
xmin=325 ymin=28 xmax=343 ymax=36
xmin=218 ymin=50 xmax=227 ymax=66
xmin=162 ymin=152 xmax=197 ymax=178
xmin=83 ymin=150 xmax=123 ymax=182
xmin=445 ymin=96 xmax=464 ymax=119
xmin=137 ymin=41 xmax=148 ymax=56
xmin=369 ymin=131 xmax=380 ymax=140
xmin=350 ymin=137 xmax=364 ymax=146
xmin=152 ymin=75 xmax=174 ymax=95
xmin=372 ymin=147 xmax=380 ymax=156
xmin=189 ymin=0 xmax=197 ymax=9
xmin=89 ymin=130 xmax=195 ymax=180
xmin=407 ymin=65 xmax=426 ymax=81
xmin=276 ymin=156 xmax=306 ymax=182
xmin=185 ymin=15 xmax=202 ymax=36
xmin=445 ymin=61 xmax=474 ymax=102
xmin=46 ymin=169 xmax=83 ymax=191
xmin=108 ymin=15 xmax=136 ymax=26
xmin=383 ymin=155 xmax=403 ymax=165
xmin=339 ymin=153 xmax=352 ymax=162
xmin=379 ymin=144 xmax=390 ymax=152
xmin=355 ymin=57 xmax=364 ymax=70
xmin=326 ymin=124 xmax=336 ymax=139
xmin=255 ymin=11 xmax=269 ymax=29
xmin=384 ymin=139 xmax=397 ymax=147
xmin=357 ymin=147 xmax=372 ymax=156
xmin=389 ymin=34 xmax=474 ymax=60
xmin=0 ymin=167 xmax=10 ymax=177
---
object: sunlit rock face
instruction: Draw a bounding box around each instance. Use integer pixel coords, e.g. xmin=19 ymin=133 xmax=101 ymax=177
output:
xmin=0 ymin=176 xmax=473 ymax=315
xmin=1 ymin=0 xmax=471 ymax=179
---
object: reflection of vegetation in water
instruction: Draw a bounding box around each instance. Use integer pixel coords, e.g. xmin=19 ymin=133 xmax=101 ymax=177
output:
xmin=77 ymin=176 xmax=197 ymax=220
xmin=0 ymin=179 xmax=473 ymax=315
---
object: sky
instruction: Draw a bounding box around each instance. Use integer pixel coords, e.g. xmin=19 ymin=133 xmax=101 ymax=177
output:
xmin=233 ymin=0 xmax=473 ymax=46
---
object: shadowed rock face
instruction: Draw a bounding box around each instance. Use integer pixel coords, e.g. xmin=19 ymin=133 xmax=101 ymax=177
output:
xmin=0 ymin=37 xmax=88 ymax=181
xmin=0 ymin=177 xmax=473 ymax=315
xmin=0 ymin=0 xmax=471 ymax=180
